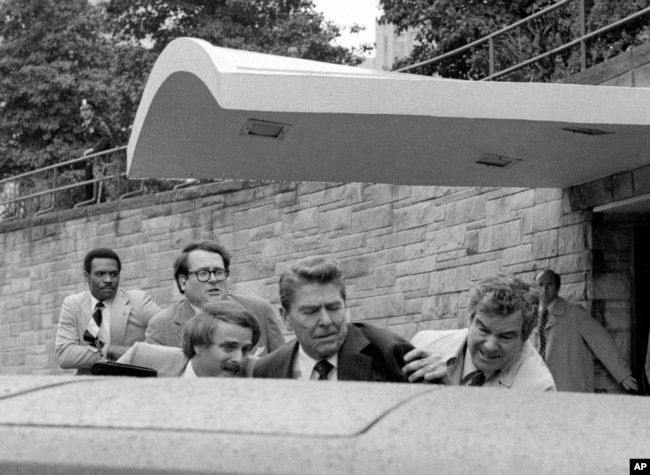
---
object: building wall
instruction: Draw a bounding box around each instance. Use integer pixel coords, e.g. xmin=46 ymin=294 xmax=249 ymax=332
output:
xmin=1 ymin=180 xmax=600 ymax=379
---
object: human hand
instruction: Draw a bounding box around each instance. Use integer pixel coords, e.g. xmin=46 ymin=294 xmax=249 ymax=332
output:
xmin=402 ymin=347 xmax=448 ymax=383
xmin=620 ymin=375 xmax=638 ymax=392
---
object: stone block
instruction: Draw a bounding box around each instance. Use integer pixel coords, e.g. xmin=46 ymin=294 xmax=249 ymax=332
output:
xmin=532 ymin=229 xmax=558 ymax=259
xmin=393 ymin=201 xmax=440 ymax=231
xmin=340 ymin=254 xmax=376 ymax=278
xmin=352 ymin=205 xmax=392 ymax=232
xmin=478 ymin=220 xmax=521 ymax=252
xmin=558 ymin=224 xmax=589 ymax=255
xmin=396 ymin=274 xmax=429 ymax=292
xmin=364 ymin=184 xmax=411 ymax=204
xmin=429 ymin=267 xmax=470 ymax=294
xmin=375 ymin=264 xmax=397 ymax=288
xmin=470 ymin=260 xmax=501 ymax=281
xmin=396 ymin=255 xmax=437 ymax=277
xmin=502 ymin=244 xmax=532 ymax=266
xmin=282 ymin=208 xmax=318 ymax=232
xmin=234 ymin=205 xmax=278 ymax=231
xmin=318 ymin=207 xmax=352 ymax=232
xmin=633 ymin=165 xmax=650 ymax=195
xmin=534 ymin=188 xmax=563 ymax=204
xmin=429 ymin=225 xmax=466 ymax=253
xmin=532 ymin=200 xmax=562 ymax=233
xmin=330 ymin=234 xmax=366 ymax=253
xmin=446 ymin=196 xmax=486 ymax=226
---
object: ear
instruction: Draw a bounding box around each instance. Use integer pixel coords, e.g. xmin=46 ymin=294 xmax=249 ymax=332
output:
xmin=193 ymin=345 xmax=205 ymax=356
xmin=279 ymin=306 xmax=292 ymax=332
xmin=178 ymin=275 xmax=188 ymax=292
xmin=83 ymin=271 xmax=90 ymax=283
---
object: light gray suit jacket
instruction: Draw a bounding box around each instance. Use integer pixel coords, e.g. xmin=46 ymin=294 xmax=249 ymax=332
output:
xmin=118 ymin=342 xmax=256 ymax=377
xmin=55 ymin=289 xmax=160 ymax=374
xmin=532 ymin=296 xmax=631 ymax=392
xmin=411 ymin=328 xmax=556 ymax=391
xmin=145 ymin=295 xmax=285 ymax=355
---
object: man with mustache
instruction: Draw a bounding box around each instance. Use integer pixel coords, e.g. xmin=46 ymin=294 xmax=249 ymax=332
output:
xmin=253 ymin=256 xmax=413 ymax=382
xmin=403 ymin=274 xmax=555 ymax=390
xmin=55 ymin=248 xmax=161 ymax=374
xmin=145 ymin=240 xmax=285 ymax=356
xmin=118 ymin=301 xmax=259 ymax=377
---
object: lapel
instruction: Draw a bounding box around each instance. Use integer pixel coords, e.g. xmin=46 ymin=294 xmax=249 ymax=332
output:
xmin=110 ymin=289 xmax=131 ymax=346
xmin=277 ymin=341 xmax=299 ymax=378
xmin=336 ymin=324 xmax=373 ymax=381
xmin=80 ymin=291 xmax=94 ymax=333
xmin=438 ymin=329 xmax=467 ymax=385
xmin=174 ymin=299 xmax=195 ymax=327
xmin=546 ymin=297 xmax=565 ymax=330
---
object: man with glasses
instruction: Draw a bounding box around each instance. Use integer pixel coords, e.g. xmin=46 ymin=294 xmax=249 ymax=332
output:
xmin=145 ymin=240 xmax=285 ymax=356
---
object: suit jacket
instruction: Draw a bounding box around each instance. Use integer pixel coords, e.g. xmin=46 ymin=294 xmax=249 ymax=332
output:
xmin=253 ymin=322 xmax=413 ymax=382
xmin=55 ymin=289 xmax=160 ymax=374
xmin=411 ymin=329 xmax=556 ymax=391
xmin=118 ymin=342 xmax=256 ymax=377
xmin=145 ymin=295 xmax=285 ymax=356
xmin=533 ymin=296 xmax=631 ymax=392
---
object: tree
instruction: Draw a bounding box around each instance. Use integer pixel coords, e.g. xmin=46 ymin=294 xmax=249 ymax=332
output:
xmin=0 ymin=0 xmax=114 ymax=176
xmin=379 ymin=0 xmax=650 ymax=81
xmin=106 ymin=0 xmax=370 ymax=64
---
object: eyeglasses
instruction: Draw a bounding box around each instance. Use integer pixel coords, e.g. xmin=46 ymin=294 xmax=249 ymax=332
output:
xmin=187 ymin=268 xmax=229 ymax=282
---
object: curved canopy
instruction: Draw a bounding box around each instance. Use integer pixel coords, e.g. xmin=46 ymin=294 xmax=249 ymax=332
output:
xmin=128 ymin=37 xmax=650 ymax=188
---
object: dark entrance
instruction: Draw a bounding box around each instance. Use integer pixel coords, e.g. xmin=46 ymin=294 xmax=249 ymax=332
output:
xmin=633 ymin=227 xmax=650 ymax=394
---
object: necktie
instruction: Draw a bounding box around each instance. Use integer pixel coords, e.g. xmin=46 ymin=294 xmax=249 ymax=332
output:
xmin=461 ymin=370 xmax=486 ymax=386
xmin=313 ymin=360 xmax=333 ymax=380
xmin=83 ymin=301 xmax=105 ymax=355
xmin=539 ymin=307 xmax=549 ymax=359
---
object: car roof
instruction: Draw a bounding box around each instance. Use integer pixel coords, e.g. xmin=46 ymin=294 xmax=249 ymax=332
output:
xmin=1 ymin=375 xmax=648 ymax=474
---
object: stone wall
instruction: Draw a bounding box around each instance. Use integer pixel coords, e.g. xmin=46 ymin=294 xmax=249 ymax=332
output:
xmin=0 ymin=180 xmax=596 ymax=378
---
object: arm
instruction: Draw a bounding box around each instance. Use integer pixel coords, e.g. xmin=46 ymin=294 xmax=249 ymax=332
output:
xmin=90 ymin=119 xmax=113 ymax=153
xmin=55 ymin=297 xmax=102 ymax=370
xmin=577 ymin=311 xmax=637 ymax=390
xmin=116 ymin=344 xmax=138 ymax=364
xmin=259 ymin=302 xmax=286 ymax=353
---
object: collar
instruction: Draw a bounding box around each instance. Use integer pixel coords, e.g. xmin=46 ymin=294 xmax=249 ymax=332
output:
xmin=296 ymin=345 xmax=339 ymax=381
xmin=183 ymin=359 xmax=198 ymax=378
xmin=90 ymin=293 xmax=113 ymax=310
xmin=461 ymin=344 xmax=496 ymax=382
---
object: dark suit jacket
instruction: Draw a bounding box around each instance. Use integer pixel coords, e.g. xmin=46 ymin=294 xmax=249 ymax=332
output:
xmin=253 ymin=322 xmax=414 ymax=382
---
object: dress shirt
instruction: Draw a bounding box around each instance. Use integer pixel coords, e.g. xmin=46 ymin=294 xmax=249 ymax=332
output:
xmin=89 ymin=294 xmax=113 ymax=353
xmin=182 ymin=359 xmax=198 ymax=378
xmin=294 ymin=345 xmax=339 ymax=381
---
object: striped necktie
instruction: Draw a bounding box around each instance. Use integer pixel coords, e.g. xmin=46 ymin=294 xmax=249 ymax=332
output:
xmin=314 ymin=360 xmax=333 ymax=380
xmin=83 ymin=301 xmax=105 ymax=355
xmin=461 ymin=370 xmax=486 ymax=386
xmin=539 ymin=307 xmax=549 ymax=359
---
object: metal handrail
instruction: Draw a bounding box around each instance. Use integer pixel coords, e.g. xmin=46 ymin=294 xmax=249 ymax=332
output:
xmin=396 ymin=0 xmax=573 ymax=73
xmin=0 ymin=146 xmax=143 ymax=221
xmin=395 ymin=0 xmax=650 ymax=81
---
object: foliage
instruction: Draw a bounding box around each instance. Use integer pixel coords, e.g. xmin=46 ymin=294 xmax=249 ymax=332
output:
xmin=105 ymin=0 xmax=369 ymax=64
xmin=379 ymin=0 xmax=650 ymax=81
xmin=0 ymin=0 xmax=364 ymax=183
xmin=0 ymin=0 xmax=115 ymax=175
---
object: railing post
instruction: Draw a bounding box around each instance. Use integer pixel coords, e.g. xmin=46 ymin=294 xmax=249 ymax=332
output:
xmin=579 ymin=0 xmax=587 ymax=71
xmin=488 ymin=37 xmax=495 ymax=77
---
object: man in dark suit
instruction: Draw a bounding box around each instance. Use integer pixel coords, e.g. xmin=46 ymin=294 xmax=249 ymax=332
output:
xmin=55 ymin=248 xmax=160 ymax=374
xmin=253 ymin=256 xmax=413 ymax=382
